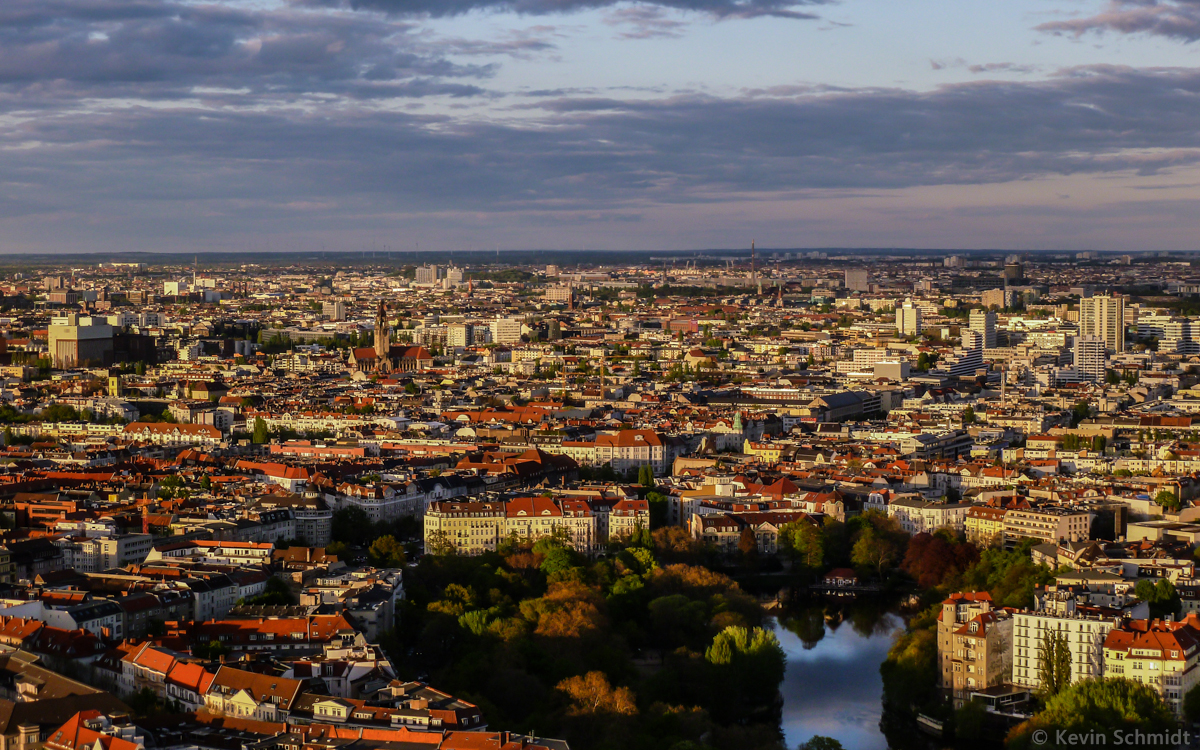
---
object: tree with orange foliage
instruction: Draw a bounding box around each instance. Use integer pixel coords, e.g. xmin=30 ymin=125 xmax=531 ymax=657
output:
xmin=557 ymin=671 xmax=638 ymax=716
xmin=520 ymin=580 xmax=608 ymax=639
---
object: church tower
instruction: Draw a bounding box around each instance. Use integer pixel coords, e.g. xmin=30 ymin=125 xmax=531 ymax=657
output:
xmin=374 ymin=300 xmax=391 ymax=371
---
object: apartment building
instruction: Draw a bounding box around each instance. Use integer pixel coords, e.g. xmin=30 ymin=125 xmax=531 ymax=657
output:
xmin=886 ymin=498 xmax=971 ymax=535
xmin=204 ymin=666 xmax=303 ymax=721
xmin=423 ymin=501 xmax=507 ymax=556
xmin=1012 ymin=585 xmax=1148 ymax=691
xmin=937 ymin=592 xmax=1013 ymax=706
xmin=1003 ymin=506 xmax=1092 ymax=546
xmin=965 ymin=506 xmax=1007 ymax=547
xmin=55 ymin=533 xmax=154 ymax=573
xmin=1103 ymin=618 xmax=1200 ymax=718
xmin=1080 ymin=294 xmax=1126 ymax=353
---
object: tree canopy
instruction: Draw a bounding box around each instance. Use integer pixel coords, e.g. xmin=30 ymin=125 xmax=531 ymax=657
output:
xmin=1007 ymin=678 xmax=1175 ymax=749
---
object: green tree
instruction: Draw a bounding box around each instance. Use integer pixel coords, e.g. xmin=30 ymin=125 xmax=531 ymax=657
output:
xmin=1153 ymin=490 xmax=1180 ymax=512
xmin=331 ymin=506 xmax=372 ymax=547
xmin=637 ymin=464 xmax=655 ymax=488
xmin=1184 ymin=683 xmax=1200 ymax=723
xmin=779 ymin=521 xmax=824 ymax=570
xmin=426 ymin=529 xmax=455 ymax=556
xmin=1007 ymin=678 xmax=1175 ymax=749
xmin=127 ymin=687 xmax=160 ymax=717
xmin=705 ymin=626 xmax=786 ymax=720
xmin=326 ymin=540 xmax=349 ymax=558
xmin=252 ymin=416 xmax=269 ymax=444
xmin=955 ymin=699 xmax=987 ymax=741
xmin=1135 ymin=578 xmax=1181 ymax=619
xmin=367 ymin=535 xmax=407 ymax=568
xmin=851 ymin=527 xmax=898 ymax=579
xmin=1036 ymin=630 xmax=1072 ymax=700
xmin=797 ymin=738 xmax=845 ymax=750
xmin=645 ymin=491 xmax=669 ymax=528
xmin=962 ymin=406 xmax=976 ymax=425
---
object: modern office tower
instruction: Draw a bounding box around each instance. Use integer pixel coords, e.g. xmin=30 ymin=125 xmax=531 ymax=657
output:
xmin=322 ymin=300 xmax=345 ymax=321
xmin=844 ymin=268 xmax=870 ymax=292
xmin=445 ymin=266 xmax=465 ymax=285
xmin=969 ymin=309 xmax=997 ymax=349
xmin=1080 ymin=295 xmax=1125 ymax=353
xmin=1074 ymin=336 xmax=1107 ymax=382
xmin=1003 ymin=262 xmax=1024 ymax=286
xmin=490 ymin=316 xmax=523 ymax=344
xmin=415 ymin=265 xmax=441 ymax=285
xmin=896 ymin=300 xmax=922 ymax=336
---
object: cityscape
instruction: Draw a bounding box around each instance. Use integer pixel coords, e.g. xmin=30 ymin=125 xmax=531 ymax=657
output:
xmin=0 ymin=251 xmax=1193 ymax=750
xmin=7 ymin=0 xmax=1200 ymax=748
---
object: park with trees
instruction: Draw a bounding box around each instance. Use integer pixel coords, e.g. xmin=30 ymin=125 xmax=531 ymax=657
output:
xmin=388 ymin=531 xmax=787 ymax=750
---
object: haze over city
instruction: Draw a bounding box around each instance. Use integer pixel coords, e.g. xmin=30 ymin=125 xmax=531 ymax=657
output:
xmin=5 ymin=0 xmax=1200 ymax=253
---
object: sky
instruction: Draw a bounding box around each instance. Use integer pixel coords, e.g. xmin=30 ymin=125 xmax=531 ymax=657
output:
xmin=4 ymin=0 xmax=1200 ymax=254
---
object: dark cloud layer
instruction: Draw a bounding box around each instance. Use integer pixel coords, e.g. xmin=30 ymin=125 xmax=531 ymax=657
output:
xmin=308 ymin=0 xmax=827 ymax=20
xmin=7 ymin=65 xmax=1200 ymax=222
xmin=1038 ymin=0 xmax=1200 ymax=42
xmin=2 ymin=0 xmax=1200 ymax=250
xmin=0 ymin=0 xmax=496 ymax=105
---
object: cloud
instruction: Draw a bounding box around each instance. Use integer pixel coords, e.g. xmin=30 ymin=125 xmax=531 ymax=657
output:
xmin=302 ymin=0 xmax=828 ymax=20
xmin=436 ymin=25 xmax=566 ymax=58
xmin=8 ymin=64 xmax=1200 ymax=223
xmin=0 ymin=0 xmax=498 ymax=105
xmin=604 ymin=8 xmax=689 ymax=39
xmin=931 ymin=58 xmax=1040 ymax=75
xmin=5 ymin=2 xmax=1200 ymax=251
xmin=1037 ymin=1 xmax=1200 ymax=42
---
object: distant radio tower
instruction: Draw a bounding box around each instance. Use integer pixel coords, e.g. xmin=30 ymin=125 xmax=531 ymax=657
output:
xmin=751 ymin=241 xmax=757 ymax=290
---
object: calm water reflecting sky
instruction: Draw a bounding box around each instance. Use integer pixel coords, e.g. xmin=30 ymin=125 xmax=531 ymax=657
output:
xmin=776 ymin=611 xmax=904 ymax=750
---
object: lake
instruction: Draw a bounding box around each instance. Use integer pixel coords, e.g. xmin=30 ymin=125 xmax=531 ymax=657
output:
xmin=776 ymin=601 xmax=906 ymax=750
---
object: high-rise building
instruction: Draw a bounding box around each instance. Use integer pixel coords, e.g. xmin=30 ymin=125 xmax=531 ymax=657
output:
xmin=415 ymin=265 xmax=441 ymax=285
xmin=1079 ymin=295 xmax=1125 ymax=353
xmin=982 ymin=288 xmax=1017 ymax=310
xmin=321 ymin=301 xmax=345 ymax=321
xmin=1074 ymin=336 xmax=1107 ymax=382
xmin=844 ymin=269 xmax=870 ymax=292
xmin=1003 ymin=262 xmax=1024 ymax=286
xmin=1014 ymin=585 xmax=1147 ymax=694
xmin=491 ymin=316 xmax=523 ymax=344
xmin=968 ymin=309 xmax=997 ymax=349
xmin=945 ymin=332 xmax=983 ymax=379
xmin=445 ymin=267 xmax=465 ymax=285
xmin=896 ymin=300 xmax=922 ymax=336
xmin=447 ymin=323 xmax=473 ymax=348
